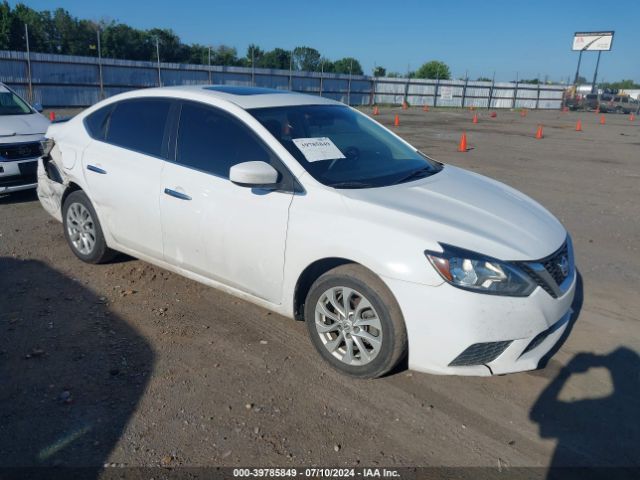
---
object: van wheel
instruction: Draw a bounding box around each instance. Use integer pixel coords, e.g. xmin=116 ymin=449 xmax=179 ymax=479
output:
xmin=304 ymin=264 xmax=407 ymax=378
xmin=62 ymin=190 xmax=116 ymax=264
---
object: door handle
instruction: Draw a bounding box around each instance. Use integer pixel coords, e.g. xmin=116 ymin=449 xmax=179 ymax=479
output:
xmin=164 ymin=188 xmax=192 ymax=201
xmin=87 ymin=164 xmax=107 ymax=174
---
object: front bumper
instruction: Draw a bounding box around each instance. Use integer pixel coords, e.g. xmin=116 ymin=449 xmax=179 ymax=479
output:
xmin=382 ymin=269 xmax=577 ymax=376
xmin=0 ymin=158 xmax=39 ymax=193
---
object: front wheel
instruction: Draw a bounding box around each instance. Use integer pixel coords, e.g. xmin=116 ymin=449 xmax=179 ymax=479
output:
xmin=62 ymin=190 xmax=116 ymax=264
xmin=304 ymin=264 xmax=407 ymax=378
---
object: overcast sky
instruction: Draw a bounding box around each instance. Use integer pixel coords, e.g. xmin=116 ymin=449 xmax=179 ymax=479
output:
xmin=11 ymin=0 xmax=640 ymax=82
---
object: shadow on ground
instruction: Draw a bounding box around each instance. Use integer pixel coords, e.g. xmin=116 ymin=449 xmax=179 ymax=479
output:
xmin=530 ymin=271 xmax=639 ymax=478
xmin=0 ymin=257 xmax=154 ymax=476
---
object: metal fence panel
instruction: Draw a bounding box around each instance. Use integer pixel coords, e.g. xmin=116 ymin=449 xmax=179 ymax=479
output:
xmin=0 ymin=50 xmax=567 ymax=110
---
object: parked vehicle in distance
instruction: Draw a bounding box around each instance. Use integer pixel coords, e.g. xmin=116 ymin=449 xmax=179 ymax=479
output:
xmin=598 ymin=94 xmax=637 ymax=114
xmin=38 ymin=86 xmax=576 ymax=378
xmin=0 ymin=82 xmax=49 ymax=194
xmin=584 ymin=93 xmax=600 ymax=111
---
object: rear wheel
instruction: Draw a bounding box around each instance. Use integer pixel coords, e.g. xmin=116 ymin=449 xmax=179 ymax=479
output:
xmin=304 ymin=264 xmax=407 ymax=378
xmin=62 ymin=190 xmax=116 ymax=264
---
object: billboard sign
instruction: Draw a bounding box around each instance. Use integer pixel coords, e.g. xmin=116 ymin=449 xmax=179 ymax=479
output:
xmin=572 ymin=31 xmax=614 ymax=51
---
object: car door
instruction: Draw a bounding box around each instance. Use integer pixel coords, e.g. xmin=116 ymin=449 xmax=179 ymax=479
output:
xmin=82 ymin=98 xmax=172 ymax=258
xmin=159 ymin=100 xmax=295 ymax=303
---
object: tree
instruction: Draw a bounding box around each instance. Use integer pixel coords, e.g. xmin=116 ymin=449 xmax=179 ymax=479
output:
xmin=476 ymin=76 xmax=491 ymax=82
xmin=373 ymin=66 xmax=386 ymax=77
xmin=332 ymin=57 xmax=363 ymax=75
xmin=414 ymin=60 xmax=451 ymax=80
xmin=292 ymin=46 xmax=321 ymax=71
xmin=260 ymin=48 xmax=291 ymax=70
xmin=600 ymin=79 xmax=640 ymax=90
xmin=245 ymin=43 xmax=263 ymax=67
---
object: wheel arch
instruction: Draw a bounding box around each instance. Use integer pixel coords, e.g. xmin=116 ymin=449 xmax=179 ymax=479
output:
xmin=293 ymin=257 xmax=363 ymax=320
xmin=60 ymin=181 xmax=83 ymax=213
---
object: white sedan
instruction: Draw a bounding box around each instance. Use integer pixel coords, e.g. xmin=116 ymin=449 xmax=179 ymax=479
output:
xmin=38 ymin=85 xmax=576 ymax=378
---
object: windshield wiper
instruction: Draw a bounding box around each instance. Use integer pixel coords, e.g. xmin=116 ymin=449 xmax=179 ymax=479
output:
xmin=393 ymin=166 xmax=435 ymax=185
xmin=329 ymin=181 xmax=377 ymax=189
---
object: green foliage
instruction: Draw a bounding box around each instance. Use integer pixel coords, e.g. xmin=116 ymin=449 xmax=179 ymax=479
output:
xmin=292 ymin=46 xmax=321 ymax=71
xmin=476 ymin=76 xmax=491 ymax=82
xmin=0 ymin=2 xmax=371 ymax=74
xmin=331 ymin=57 xmax=363 ymax=75
xmin=599 ymin=79 xmax=640 ymax=89
xmin=373 ymin=66 xmax=386 ymax=77
xmin=414 ymin=60 xmax=450 ymax=80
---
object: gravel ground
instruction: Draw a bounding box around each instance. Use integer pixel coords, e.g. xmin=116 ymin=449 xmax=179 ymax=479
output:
xmin=1 ymin=107 xmax=638 ymax=475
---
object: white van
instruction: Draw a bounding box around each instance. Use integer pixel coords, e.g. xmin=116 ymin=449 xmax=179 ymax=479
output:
xmin=0 ymin=83 xmax=50 ymax=194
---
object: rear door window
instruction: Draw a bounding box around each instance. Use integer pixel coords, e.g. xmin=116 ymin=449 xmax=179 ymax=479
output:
xmin=106 ymin=99 xmax=172 ymax=157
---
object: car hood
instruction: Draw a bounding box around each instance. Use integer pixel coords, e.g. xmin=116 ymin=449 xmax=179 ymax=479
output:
xmin=0 ymin=113 xmax=49 ymax=138
xmin=339 ymin=165 xmax=567 ymax=261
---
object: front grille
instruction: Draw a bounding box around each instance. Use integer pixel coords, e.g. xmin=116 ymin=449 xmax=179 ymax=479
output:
xmin=517 ymin=240 xmax=572 ymax=299
xmin=18 ymin=160 xmax=37 ymax=176
xmin=0 ymin=142 xmax=42 ymax=161
xmin=0 ymin=173 xmax=37 ymax=188
xmin=542 ymin=242 xmax=570 ymax=285
xmin=448 ymin=340 xmax=512 ymax=367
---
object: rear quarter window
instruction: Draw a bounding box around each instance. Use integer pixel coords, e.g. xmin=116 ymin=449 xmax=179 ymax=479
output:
xmin=84 ymin=105 xmax=113 ymax=140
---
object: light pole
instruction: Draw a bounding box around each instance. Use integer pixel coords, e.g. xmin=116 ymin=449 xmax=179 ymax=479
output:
xmin=24 ymin=24 xmax=33 ymax=103
xmin=96 ymin=27 xmax=104 ymax=99
xmin=155 ymin=36 xmax=161 ymax=87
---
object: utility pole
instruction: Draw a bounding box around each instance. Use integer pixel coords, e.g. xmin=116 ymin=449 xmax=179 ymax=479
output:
xmin=208 ymin=46 xmax=212 ymax=84
xmin=251 ymin=47 xmax=255 ymax=86
xmin=155 ymin=36 xmax=161 ymax=87
xmin=347 ymin=58 xmax=353 ymax=106
xmin=97 ymin=27 xmax=104 ymax=99
xmin=319 ymin=60 xmax=324 ymax=97
xmin=288 ymin=50 xmax=293 ymax=90
xmin=24 ymin=24 xmax=33 ymax=103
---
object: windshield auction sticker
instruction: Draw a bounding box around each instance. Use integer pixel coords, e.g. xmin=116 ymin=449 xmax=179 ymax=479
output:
xmin=292 ymin=137 xmax=346 ymax=162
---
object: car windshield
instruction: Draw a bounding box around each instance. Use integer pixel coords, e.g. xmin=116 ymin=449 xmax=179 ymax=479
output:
xmin=248 ymin=104 xmax=442 ymax=188
xmin=0 ymin=87 xmax=33 ymax=115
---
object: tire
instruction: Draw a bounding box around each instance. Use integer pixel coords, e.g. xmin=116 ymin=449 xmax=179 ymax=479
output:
xmin=304 ymin=264 xmax=407 ymax=378
xmin=62 ymin=190 xmax=116 ymax=264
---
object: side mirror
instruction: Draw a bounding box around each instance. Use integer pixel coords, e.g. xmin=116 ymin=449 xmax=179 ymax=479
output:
xmin=33 ymin=103 xmax=43 ymax=113
xmin=230 ymin=161 xmax=279 ymax=188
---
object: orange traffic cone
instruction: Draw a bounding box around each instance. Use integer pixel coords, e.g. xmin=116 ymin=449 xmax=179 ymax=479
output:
xmin=422 ymin=104 xmax=429 ymax=112
xmin=575 ymin=119 xmax=582 ymax=132
xmin=458 ymin=132 xmax=468 ymax=152
xmin=49 ymin=111 xmax=55 ymax=121
xmin=394 ymin=114 xmax=400 ymax=127
xmin=630 ymin=113 xmax=635 ymax=121
xmin=472 ymin=113 xmax=478 ymax=124
xmin=373 ymin=106 xmax=380 ymax=116
xmin=599 ymin=115 xmax=606 ymax=125
xmin=402 ymin=101 xmax=408 ymax=110
xmin=535 ymin=124 xmax=544 ymax=139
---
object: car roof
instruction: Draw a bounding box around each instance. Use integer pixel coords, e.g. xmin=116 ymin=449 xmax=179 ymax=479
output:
xmin=115 ymin=84 xmax=344 ymax=110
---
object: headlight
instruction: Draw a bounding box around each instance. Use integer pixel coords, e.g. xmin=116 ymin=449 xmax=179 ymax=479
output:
xmin=425 ymin=244 xmax=536 ymax=297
